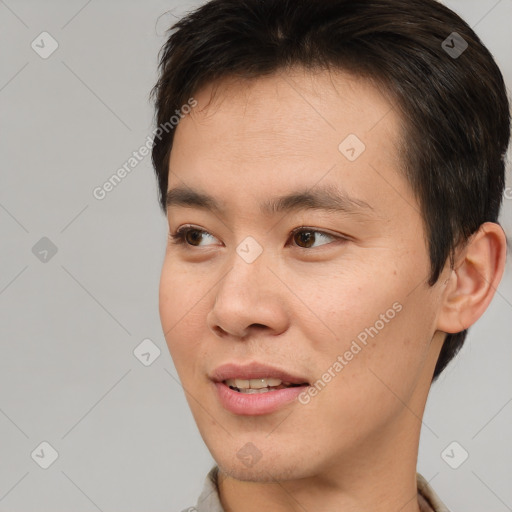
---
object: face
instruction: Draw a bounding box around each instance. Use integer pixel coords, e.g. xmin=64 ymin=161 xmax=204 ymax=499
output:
xmin=159 ymin=68 xmax=448 ymax=482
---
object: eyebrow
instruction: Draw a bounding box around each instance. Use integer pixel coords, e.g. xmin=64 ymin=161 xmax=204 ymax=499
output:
xmin=165 ymin=183 xmax=374 ymax=218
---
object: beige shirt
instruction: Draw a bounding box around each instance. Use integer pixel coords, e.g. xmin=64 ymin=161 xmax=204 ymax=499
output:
xmin=182 ymin=466 xmax=451 ymax=512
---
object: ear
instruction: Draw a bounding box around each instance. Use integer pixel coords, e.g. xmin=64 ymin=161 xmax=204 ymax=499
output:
xmin=436 ymin=222 xmax=507 ymax=334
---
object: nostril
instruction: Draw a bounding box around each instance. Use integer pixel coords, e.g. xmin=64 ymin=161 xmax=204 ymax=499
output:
xmin=249 ymin=323 xmax=267 ymax=329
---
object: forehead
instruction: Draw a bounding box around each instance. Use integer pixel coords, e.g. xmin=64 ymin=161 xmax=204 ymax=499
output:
xmin=178 ymin=68 xmax=399 ymax=151
xmin=168 ymin=67 xmax=408 ymax=218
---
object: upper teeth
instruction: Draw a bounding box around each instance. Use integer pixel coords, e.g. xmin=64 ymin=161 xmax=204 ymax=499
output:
xmin=225 ymin=378 xmax=284 ymax=389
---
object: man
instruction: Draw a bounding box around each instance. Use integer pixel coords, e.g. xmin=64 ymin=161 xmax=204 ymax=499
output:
xmin=150 ymin=0 xmax=510 ymax=510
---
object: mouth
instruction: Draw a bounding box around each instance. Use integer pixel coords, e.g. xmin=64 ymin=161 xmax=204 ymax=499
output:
xmin=223 ymin=378 xmax=307 ymax=394
xmin=211 ymin=361 xmax=310 ymax=388
xmin=210 ymin=362 xmax=310 ymax=415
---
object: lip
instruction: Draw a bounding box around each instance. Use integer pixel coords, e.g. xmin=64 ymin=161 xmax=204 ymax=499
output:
xmin=210 ymin=361 xmax=309 ymax=385
xmin=210 ymin=361 xmax=310 ymax=416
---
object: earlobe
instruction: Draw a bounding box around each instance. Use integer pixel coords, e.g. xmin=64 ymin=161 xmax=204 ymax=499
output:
xmin=436 ymin=222 xmax=507 ymax=334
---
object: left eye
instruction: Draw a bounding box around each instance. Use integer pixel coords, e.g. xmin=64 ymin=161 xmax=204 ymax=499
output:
xmin=168 ymin=226 xmax=341 ymax=249
xmin=289 ymin=227 xmax=337 ymax=248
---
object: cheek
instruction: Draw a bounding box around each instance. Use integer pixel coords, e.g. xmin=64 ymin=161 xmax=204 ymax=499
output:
xmin=305 ymin=269 xmax=401 ymax=351
xmin=158 ymin=261 xmax=207 ymax=370
xmin=302 ymin=309 xmax=433 ymax=448
xmin=309 ymin=264 xmax=437 ymax=391
xmin=158 ymin=263 xmax=179 ymax=337
xmin=159 ymin=257 xmax=208 ymax=324
xmin=325 ymin=292 xmax=437 ymax=413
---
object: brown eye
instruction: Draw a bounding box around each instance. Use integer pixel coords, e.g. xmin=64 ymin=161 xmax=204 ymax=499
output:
xmin=293 ymin=229 xmax=316 ymax=248
xmin=169 ymin=227 xmax=218 ymax=247
xmin=291 ymin=228 xmax=337 ymax=249
xmin=184 ymin=228 xmax=204 ymax=246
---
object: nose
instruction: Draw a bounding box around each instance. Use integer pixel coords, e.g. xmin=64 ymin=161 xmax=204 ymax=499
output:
xmin=206 ymin=249 xmax=289 ymax=340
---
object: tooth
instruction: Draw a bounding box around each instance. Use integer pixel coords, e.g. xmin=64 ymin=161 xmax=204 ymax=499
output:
xmin=249 ymin=378 xmax=282 ymax=389
xmin=248 ymin=378 xmax=266 ymax=389
xmin=234 ymin=379 xmax=250 ymax=389
xmin=224 ymin=378 xmax=284 ymax=389
xmin=263 ymin=378 xmax=282 ymax=387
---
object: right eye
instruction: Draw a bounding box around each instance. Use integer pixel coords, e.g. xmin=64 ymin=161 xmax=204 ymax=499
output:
xmin=168 ymin=226 xmax=220 ymax=247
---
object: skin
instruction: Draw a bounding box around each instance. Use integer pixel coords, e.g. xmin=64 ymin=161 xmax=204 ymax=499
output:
xmin=158 ymin=67 xmax=507 ymax=512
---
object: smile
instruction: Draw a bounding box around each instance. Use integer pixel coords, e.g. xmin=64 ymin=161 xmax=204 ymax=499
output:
xmin=224 ymin=378 xmax=305 ymax=393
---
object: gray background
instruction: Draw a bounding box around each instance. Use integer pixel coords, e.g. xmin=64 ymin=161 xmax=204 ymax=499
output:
xmin=0 ymin=0 xmax=511 ymax=511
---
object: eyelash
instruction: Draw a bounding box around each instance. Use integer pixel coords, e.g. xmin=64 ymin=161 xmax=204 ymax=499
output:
xmin=168 ymin=225 xmax=347 ymax=250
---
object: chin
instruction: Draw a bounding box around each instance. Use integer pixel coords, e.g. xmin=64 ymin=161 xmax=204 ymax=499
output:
xmin=217 ymin=458 xmax=305 ymax=483
xmin=210 ymin=440 xmax=317 ymax=483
